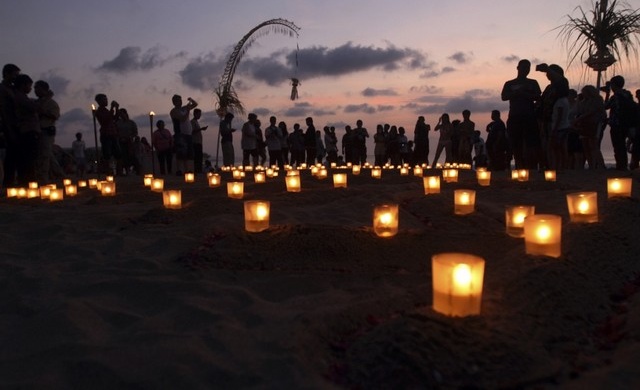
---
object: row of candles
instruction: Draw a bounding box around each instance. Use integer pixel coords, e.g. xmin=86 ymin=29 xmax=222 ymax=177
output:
xmin=5 ymin=166 xmax=634 ymax=318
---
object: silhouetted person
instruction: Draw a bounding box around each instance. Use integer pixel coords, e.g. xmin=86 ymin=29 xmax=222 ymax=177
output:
xmin=413 ymin=116 xmax=430 ymax=165
xmin=265 ymin=115 xmax=284 ymax=169
xmin=34 ymin=80 xmax=61 ymax=181
xmin=220 ymin=112 xmax=235 ymax=166
xmin=190 ymin=108 xmax=208 ymax=173
xmin=432 ymin=113 xmax=453 ymax=166
xmin=1 ymin=63 xmax=21 ymax=187
xmin=241 ymin=113 xmax=259 ymax=167
xmin=94 ymin=93 xmax=120 ymax=174
xmin=604 ymin=75 xmax=638 ymax=170
xmin=13 ymin=74 xmax=39 ymax=184
xmin=152 ymin=120 xmax=173 ymax=175
xmin=485 ymin=110 xmax=508 ymax=171
xmin=501 ymin=59 xmax=541 ymax=169
xmin=304 ymin=117 xmax=316 ymax=165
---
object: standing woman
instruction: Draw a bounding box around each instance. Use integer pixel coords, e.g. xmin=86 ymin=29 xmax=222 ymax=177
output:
xmin=432 ymin=113 xmax=453 ymax=166
xmin=13 ymin=74 xmax=40 ymax=184
xmin=152 ymin=120 xmax=174 ymax=175
xmin=373 ymin=124 xmax=386 ymax=166
xmin=574 ymin=85 xmax=606 ymax=169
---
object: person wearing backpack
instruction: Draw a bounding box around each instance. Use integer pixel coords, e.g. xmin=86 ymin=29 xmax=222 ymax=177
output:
xmin=604 ymin=75 xmax=639 ymax=171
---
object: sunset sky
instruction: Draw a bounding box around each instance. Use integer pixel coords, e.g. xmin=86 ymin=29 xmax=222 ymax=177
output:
xmin=2 ymin=0 xmax=639 ymax=159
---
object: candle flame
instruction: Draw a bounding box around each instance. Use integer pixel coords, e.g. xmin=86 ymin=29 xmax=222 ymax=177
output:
xmin=577 ymin=199 xmax=590 ymax=213
xmin=91 ymin=104 xmax=96 ymax=111
xmin=513 ymin=212 xmax=526 ymax=225
xmin=536 ymin=225 xmax=551 ymax=241
xmin=611 ymin=180 xmax=621 ymax=191
xmin=460 ymin=192 xmax=470 ymax=204
xmin=256 ymin=204 xmax=268 ymax=219
xmin=379 ymin=211 xmax=393 ymax=225
xmin=150 ymin=111 xmax=155 ymax=116
xmin=453 ymin=263 xmax=473 ymax=294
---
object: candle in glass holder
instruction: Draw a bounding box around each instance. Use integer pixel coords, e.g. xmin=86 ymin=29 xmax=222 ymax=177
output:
xmin=49 ymin=188 xmax=64 ymax=201
xmin=371 ymin=167 xmax=382 ymax=179
xmin=607 ymin=178 xmax=632 ymax=198
xmin=476 ymin=170 xmax=491 ymax=186
xmin=244 ymin=200 xmax=270 ymax=232
xmin=16 ymin=188 xmax=27 ymax=199
xmin=27 ymin=188 xmax=39 ymax=198
xmin=423 ymin=176 xmax=440 ymax=195
xmin=517 ymin=169 xmax=529 ymax=182
xmin=106 ymin=175 xmax=114 ymax=182
xmin=373 ymin=204 xmax=399 ymax=237
xmin=544 ymin=170 xmax=557 ymax=182
xmin=88 ymin=178 xmax=98 ymax=188
xmin=101 ymin=181 xmax=116 ymax=196
xmin=454 ymin=189 xmax=476 ymax=215
xmin=143 ymin=174 xmax=153 ymax=187
xmin=285 ymin=175 xmax=301 ymax=192
xmin=432 ymin=253 xmax=485 ymax=317
xmin=151 ymin=178 xmax=164 ymax=192
xmin=505 ymin=205 xmax=535 ymax=237
xmin=184 ymin=172 xmax=195 ymax=183
xmin=524 ymin=214 xmax=562 ymax=258
xmin=566 ymin=192 xmax=598 ymax=223
xmin=413 ymin=166 xmax=423 ymax=177
xmin=162 ymin=190 xmax=182 ymax=209
xmin=65 ymin=184 xmax=78 ymax=197
xmin=333 ymin=173 xmax=347 ymax=188
xmin=227 ymin=182 xmax=244 ymax=199
xmin=254 ymin=171 xmax=266 ymax=183
xmin=6 ymin=188 xmax=18 ymax=197
xmin=352 ymin=165 xmax=361 ymax=175
xmin=39 ymin=184 xmax=56 ymax=199
xmin=400 ymin=167 xmax=409 ymax=176
xmin=443 ymin=168 xmax=458 ymax=183
xmin=28 ymin=182 xmax=38 ymax=189
xmin=208 ymin=173 xmax=221 ymax=187
xmin=62 ymin=178 xmax=72 ymax=186
xmin=232 ymin=169 xmax=243 ymax=179
xmin=78 ymin=180 xmax=87 ymax=188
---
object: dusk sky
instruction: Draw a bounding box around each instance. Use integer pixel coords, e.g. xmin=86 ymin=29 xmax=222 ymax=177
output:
xmin=2 ymin=0 xmax=639 ymax=158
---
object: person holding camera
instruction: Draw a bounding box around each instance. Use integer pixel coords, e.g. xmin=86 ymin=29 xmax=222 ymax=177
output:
xmin=94 ymin=93 xmax=121 ymax=174
xmin=501 ymin=59 xmax=541 ymax=169
xmin=170 ymin=94 xmax=198 ymax=175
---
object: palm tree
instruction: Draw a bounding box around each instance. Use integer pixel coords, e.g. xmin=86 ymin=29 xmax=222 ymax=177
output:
xmin=557 ymin=0 xmax=640 ymax=89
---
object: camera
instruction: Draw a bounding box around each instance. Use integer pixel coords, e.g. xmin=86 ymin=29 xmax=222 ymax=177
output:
xmin=535 ymin=63 xmax=548 ymax=72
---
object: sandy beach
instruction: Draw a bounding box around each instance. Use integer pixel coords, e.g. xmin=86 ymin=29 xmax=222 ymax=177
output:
xmin=1 ymin=167 xmax=640 ymax=389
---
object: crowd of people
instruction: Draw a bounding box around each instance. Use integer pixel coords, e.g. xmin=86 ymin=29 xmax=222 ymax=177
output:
xmin=2 ymin=59 xmax=639 ymax=191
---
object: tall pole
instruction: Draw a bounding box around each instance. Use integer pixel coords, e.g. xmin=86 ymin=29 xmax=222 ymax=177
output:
xmin=149 ymin=111 xmax=156 ymax=176
xmin=91 ymin=104 xmax=100 ymax=178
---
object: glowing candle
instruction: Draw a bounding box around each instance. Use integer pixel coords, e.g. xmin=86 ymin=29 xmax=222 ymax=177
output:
xmin=432 ymin=253 xmax=485 ymax=317
xmin=162 ymin=190 xmax=182 ymax=209
xmin=227 ymin=182 xmax=244 ymax=199
xmin=151 ymin=178 xmax=164 ymax=192
xmin=505 ymin=205 xmax=535 ymax=237
xmin=352 ymin=165 xmax=361 ymax=175
xmin=373 ymin=204 xmax=399 ymax=237
xmin=28 ymin=182 xmax=38 ymax=189
xmin=566 ymin=192 xmax=598 ymax=223
xmin=285 ymin=175 xmax=301 ymax=192
xmin=88 ymin=178 xmax=98 ymax=189
xmin=244 ymin=200 xmax=270 ymax=232
xmin=423 ymin=176 xmax=440 ymax=195
xmin=524 ymin=214 xmax=562 ymax=258
xmin=16 ymin=188 xmax=27 ymax=199
xmin=65 ymin=184 xmax=78 ymax=197
xmin=544 ymin=170 xmax=557 ymax=182
xmin=208 ymin=173 xmax=221 ymax=187
xmin=254 ymin=171 xmax=266 ymax=183
xmin=101 ymin=181 xmax=116 ymax=196
xmin=333 ymin=173 xmax=347 ymax=188
xmin=143 ymin=174 xmax=153 ymax=187
xmin=400 ymin=167 xmax=409 ymax=176
xmin=517 ymin=169 xmax=529 ymax=182
xmin=27 ymin=188 xmax=39 ymax=198
xmin=78 ymin=180 xmax=87 ymax=188
xmin=607 ymin=178 xmax=632 ymax=198
xmin=184 ymin=172 xmax=195 ymax=183
xmin=371 ymin=167 xmax=382 ymax=179
xmin=476 ymin=170 xmax=491 ymax=186
xmin=317 ymin=167 xmax=328 ymax=179
xmin=454 ymin=189 xmax=476 ymax=215
xmin=413 ymin=166 xmax=423 ymax=177
xmin=443 ymin=168 xmax=458 ymax=183
xmin=49 ymin=188 xmax=64 ymax=201
xmin=62 ymin=178 xmax=72 ymax=186
xmin=6 ymin=188 xmax=18 ymax=197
